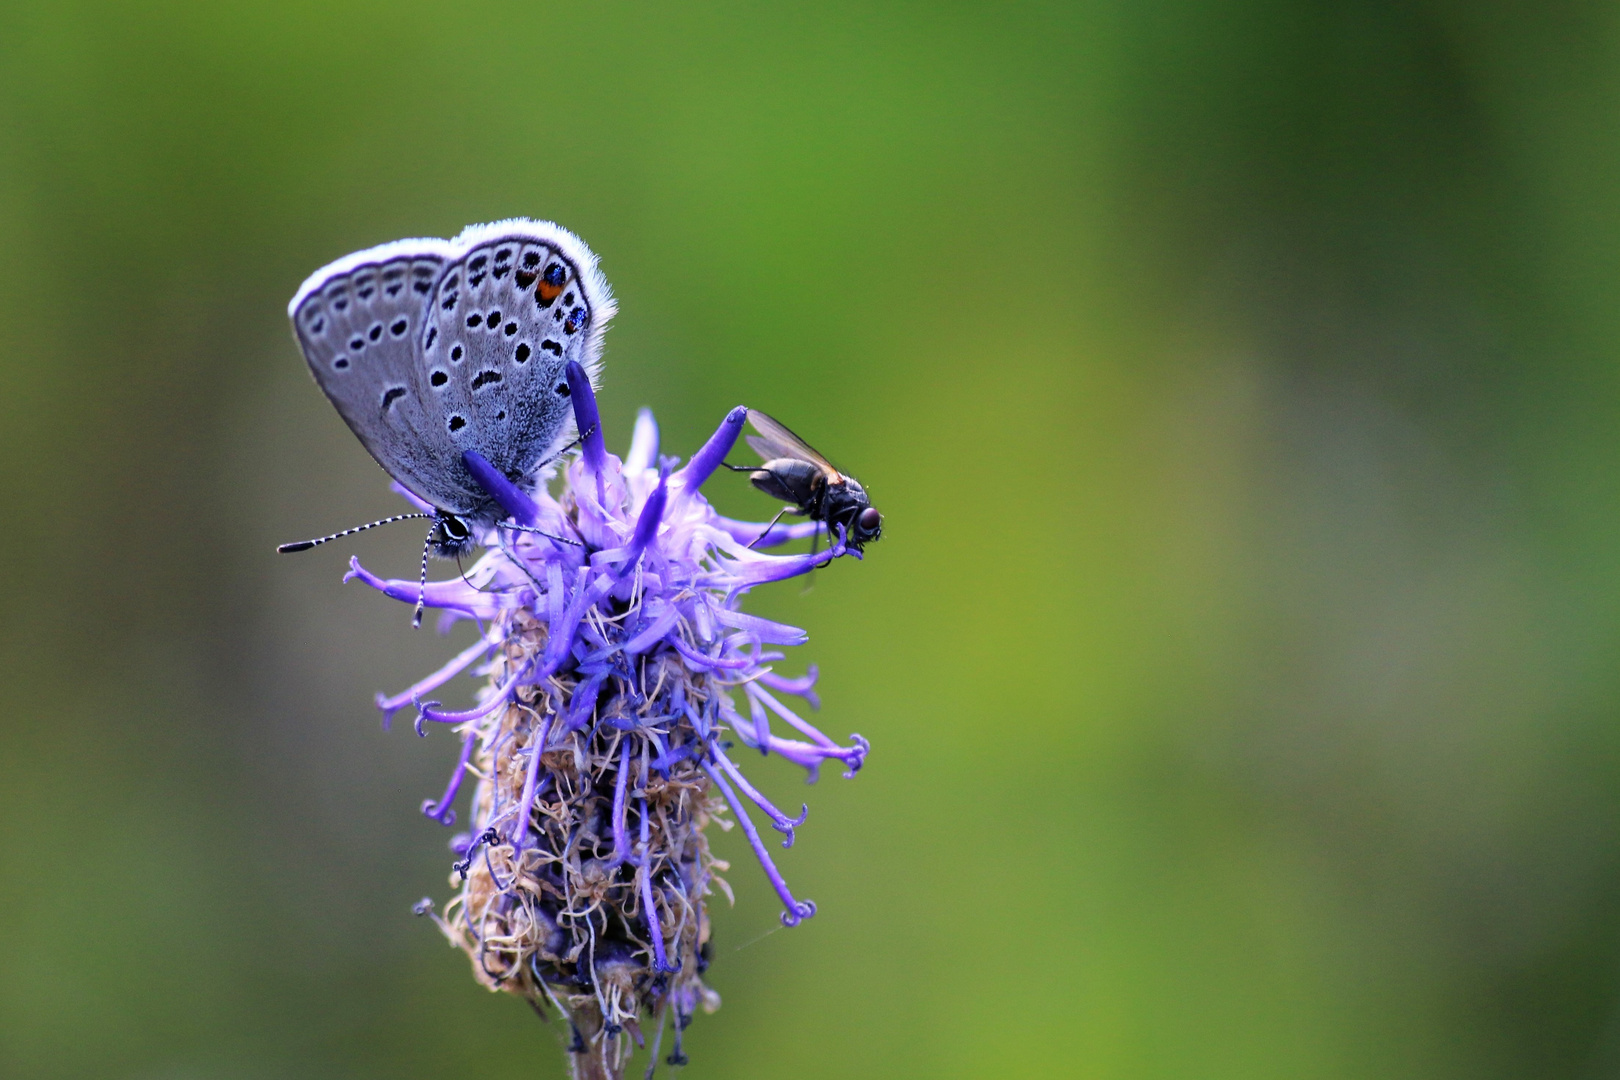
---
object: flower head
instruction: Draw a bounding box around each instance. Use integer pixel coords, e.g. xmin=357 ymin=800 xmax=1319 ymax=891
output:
xmin=349 ymin=364 xmax=868 ymax=1077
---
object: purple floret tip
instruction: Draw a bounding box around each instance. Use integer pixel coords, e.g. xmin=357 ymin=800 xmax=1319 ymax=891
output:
xmin=463 ymin=449 xmax=539 ymax=526
xmin=565 ymin=360 xmax=607 ymax=480
xmin=676 ymin=405 xmax=747 ymax=493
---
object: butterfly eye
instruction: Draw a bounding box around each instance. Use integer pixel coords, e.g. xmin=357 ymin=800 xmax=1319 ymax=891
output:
xmin=858 ymin=507 xmax=882 ymax=534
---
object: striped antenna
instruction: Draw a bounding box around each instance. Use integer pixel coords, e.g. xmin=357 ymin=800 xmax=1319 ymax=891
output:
xmin=413 ymin=523 xmax=433 ymax=629
xmin=277 ymin=513 xmax=432 ymax=553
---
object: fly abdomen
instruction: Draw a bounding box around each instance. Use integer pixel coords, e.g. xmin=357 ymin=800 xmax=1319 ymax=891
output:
xmin=750 ymin=457 xmax=823 ymax=510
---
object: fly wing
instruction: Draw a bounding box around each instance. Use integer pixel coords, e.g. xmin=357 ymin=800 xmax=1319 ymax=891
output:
xmin=744 ymin=409 xmax=838 ymax=474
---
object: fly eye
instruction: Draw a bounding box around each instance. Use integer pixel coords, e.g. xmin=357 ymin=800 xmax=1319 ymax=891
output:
xmin=858 ymin=507 xmax=882 ymax=533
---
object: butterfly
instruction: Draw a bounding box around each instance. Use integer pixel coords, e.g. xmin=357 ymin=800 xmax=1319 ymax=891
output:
xmin=279 ymin=220 xmax=615 ymax=620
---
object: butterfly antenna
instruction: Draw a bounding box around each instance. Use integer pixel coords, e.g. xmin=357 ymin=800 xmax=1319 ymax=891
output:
xmin=413 ymin=524 xmax=434 ymax=629
xmin=277 ymin=513 xmax=432 ymax=553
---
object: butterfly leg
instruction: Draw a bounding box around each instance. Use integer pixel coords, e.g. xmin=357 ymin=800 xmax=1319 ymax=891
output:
xmin=501 ymin=521 xmax=586 ymax=549
xmin=494 ymin=531 xmax=548 ymax=594
xmin=537 ymin=422 xmax=600 ymax=471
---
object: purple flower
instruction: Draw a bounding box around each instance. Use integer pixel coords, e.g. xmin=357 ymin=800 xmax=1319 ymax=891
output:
xmin=351 ymin=364 xmax=868 ymax=1078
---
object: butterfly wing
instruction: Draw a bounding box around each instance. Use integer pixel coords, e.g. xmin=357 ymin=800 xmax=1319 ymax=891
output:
xmin=289 ymin=237 xmax=459 ymax=508
xmin=420 ymin=221 xmax=615 ymax=500
xmin=745 ymin=408 xmax=840 ymax=476
xmin=288 ymin=220 xmax=616 ymax=518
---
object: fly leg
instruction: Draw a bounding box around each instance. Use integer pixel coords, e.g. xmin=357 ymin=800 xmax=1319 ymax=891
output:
xmin=800 ymin=521 xmax=823 ymax=595
xmin=747 ymin=507 xmax=791 ymax=549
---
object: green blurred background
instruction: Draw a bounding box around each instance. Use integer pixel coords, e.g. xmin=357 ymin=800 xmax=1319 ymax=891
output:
xmin=5 ymin=1 xmax=1620 ymax=1076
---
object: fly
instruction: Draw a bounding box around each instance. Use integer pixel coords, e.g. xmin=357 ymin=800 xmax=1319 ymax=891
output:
xmin=725 ymin=409 xmax=883 ymax=551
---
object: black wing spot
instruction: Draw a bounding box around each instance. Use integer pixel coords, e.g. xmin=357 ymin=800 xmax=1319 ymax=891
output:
xmin=469 ymin=255 xmax=487 ymax=270
xmin=357 ymin=286 xmax=374 ymax=300
xmin=466 ymin=313 xmax=481 ymax=328
xmin=504 ymin=321 xmax=517 ymax=336
xmin=441 ymin=291 xmax=458 ymax=310
xmin=385 ymin=282 xmax=402 ymax=296
xmin=391 ymin=318 xmax=408 ymax=336
xmin=349 ymin=336 xmax=365 ymax=351
xmin=471 ymin=370 xmax=503 ymax=390
xmin=368 ymin=323 xmax=383 ymax=341
xmin=515 ymin=269 xmax=537 ymax=288
xmin=496 ymin=410 xmax=506 ymax=420
xmin=431 ymin=370 xmax=448 ymax=387
xmin=310 ymin=317 xmax=325 ymax=334
xmin=514 ymin=343 xmax=531 ymax=363
xmin=543 ymin=265 xmax=567 ymax=286
xmin=450 ymin=344 xmax=464 ymax=362
xmin=381 ymin=386 xmax=407 ymax=411
xmin=332 ymin=297 xmax=349 ymax=311
xmin=564 ymin=291 xmax=575 ymax=306
xmin=523 ymin=251 xmax=541 ymax=267
xmin=486 ymin=310 xmax=502 ymax=328
xmin=448 ymin=415 xmax=467 ymax=432
xmin=468 ymin=270 xmax=486 ymax=286
xmin=554 ymin=382 xmax=570 ymax=396
xmin=333 ymin=357 xmax=349 ymax=369
xmin=425 ymin=326 xmax=438 ymax=348
xmin=564 ymin=307 xmax=587 ymax=335
xmin=541 ymin=340 xmax=562 ymax=356
xmin=413 ymin=280 xmax=431 ymax=293
xmin=495 ymin=247 xmax=511 ymax=261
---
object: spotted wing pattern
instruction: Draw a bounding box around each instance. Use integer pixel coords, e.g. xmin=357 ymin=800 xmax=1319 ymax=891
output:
xmin=288 ymin=220 xmax=616 ymax=519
